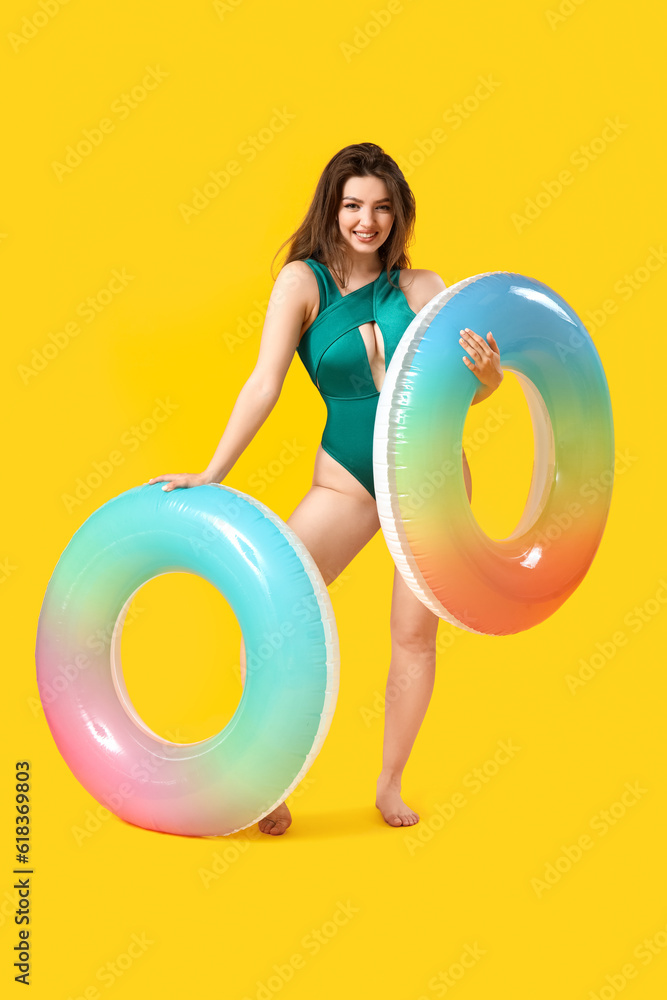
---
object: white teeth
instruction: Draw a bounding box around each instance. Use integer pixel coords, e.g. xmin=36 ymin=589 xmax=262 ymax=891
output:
xmin=354 ymin=231 xmax=376 ymax=239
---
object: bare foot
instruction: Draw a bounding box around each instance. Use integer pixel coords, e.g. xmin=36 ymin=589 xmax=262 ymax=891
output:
xmin=258 ymin=801 xmax=292 ymax=836
xmin=375 ymin=776 xmax=419 ymax=827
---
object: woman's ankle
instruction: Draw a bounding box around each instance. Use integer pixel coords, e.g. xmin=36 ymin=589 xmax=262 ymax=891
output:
xmin=377 ymin=770 xmax=403 ymax=790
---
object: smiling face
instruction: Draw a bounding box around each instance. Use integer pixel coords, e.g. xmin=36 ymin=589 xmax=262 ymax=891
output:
xmin=336 ymin=174 xmax=395 ymax=258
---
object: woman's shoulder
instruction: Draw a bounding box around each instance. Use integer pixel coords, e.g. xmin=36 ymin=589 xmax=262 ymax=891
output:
xmin=397 ymin=267 xmax=447 ymax=311
xmin=273 ymin=259 xmax=320 ymax=295
xmin=278 ymin=258 xmax=316 ymax=277
xmin=397 ymin=267 xmax=447 ymax=291
xmin=270 ymin=260 xmax=320 ymax=328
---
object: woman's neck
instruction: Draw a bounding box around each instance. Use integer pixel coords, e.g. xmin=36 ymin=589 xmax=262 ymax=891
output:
xmin=341 ymin=250 xmax=383 ymax=286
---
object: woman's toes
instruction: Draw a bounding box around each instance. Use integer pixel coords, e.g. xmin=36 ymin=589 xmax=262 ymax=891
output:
xmin=375 ymin=785 xmax=420 ymax=828
xmin=258 ymin=802 xmax=292 ymax=836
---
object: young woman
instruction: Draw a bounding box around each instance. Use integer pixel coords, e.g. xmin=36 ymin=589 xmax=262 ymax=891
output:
xmin=148 ymin=143 xmax=503 ymax=835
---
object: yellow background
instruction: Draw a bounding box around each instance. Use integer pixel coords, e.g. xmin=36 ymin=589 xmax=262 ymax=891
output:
xmin=3 ymin=0 xmax=666 ymax=996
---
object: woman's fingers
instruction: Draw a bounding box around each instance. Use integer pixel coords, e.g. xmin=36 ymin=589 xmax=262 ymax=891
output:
xmin=146 ymin=472 xmax=209 ymax=491
xmin=147 ymin=474 xmax=185 ymax=492
xmin=459 ymin=328 xmax=502 ymax=390
xmin=459 ymin=338 xmax=479 ymax=362
xmin=460 ymin=328 xmax=492 ymax=358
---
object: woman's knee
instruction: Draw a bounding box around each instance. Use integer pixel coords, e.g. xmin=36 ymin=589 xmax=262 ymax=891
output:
xmin=390 ymin=615 xmax=439 ymax=655
xmin=389 ymin=565 xmax=439 ymax=653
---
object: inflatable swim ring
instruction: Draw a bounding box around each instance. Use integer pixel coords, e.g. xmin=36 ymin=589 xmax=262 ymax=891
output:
xmin=374 ymin=271 xmax=614 ymax=636
xmin=35 ymin=483 xmax=338 ymax=836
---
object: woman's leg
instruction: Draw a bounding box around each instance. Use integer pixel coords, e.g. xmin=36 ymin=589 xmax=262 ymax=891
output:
xmin=239 ymin=478 xmax=380 ymax=681
xmin=240 ymin=460 xmax=381 ymax=835
xmin=376 ymin=447 xmax=472 ymax=827
xmin=375 ymin=567 xmax=439 ymax=826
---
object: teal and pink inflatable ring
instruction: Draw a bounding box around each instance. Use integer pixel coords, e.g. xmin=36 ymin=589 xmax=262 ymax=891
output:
xmin=374 ymin=271 xmax=614 ymax=636
xmin=35 ymin=484 xmax=338 ymax=837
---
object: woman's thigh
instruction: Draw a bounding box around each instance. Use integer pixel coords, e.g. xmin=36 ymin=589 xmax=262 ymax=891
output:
xmin=286 ymin=447 xmax=381 ymax=584
xmin=239 ymin=447 xmax=379 ymax=671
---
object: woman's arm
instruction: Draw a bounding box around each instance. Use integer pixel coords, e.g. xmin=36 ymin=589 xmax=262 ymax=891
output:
xmin=149 ymin=261 xmax=313 ymax=491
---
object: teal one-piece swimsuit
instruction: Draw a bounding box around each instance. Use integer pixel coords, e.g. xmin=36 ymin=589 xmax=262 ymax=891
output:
xmin=296 ymin=258 xmax=417 ymax=499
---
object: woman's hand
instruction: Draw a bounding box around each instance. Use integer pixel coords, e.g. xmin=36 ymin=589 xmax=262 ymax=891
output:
xmin=460 ymin=328 xmax=503 ymax=402
xmin=147 ymin=471 xmax=217 ymax=492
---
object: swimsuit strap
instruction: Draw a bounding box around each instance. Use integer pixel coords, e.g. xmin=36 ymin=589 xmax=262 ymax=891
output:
xmin=303 ymin=258 xmax=339 ymax=312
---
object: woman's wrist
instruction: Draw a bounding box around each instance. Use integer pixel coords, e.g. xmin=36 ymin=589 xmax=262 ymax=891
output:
xmin=471 ymin=372 xmax=503 ymax=405
xmin=471 ymin=385 xmax=493 ymax=405
xmin=201 ymin=467 xmax=224 ymax=484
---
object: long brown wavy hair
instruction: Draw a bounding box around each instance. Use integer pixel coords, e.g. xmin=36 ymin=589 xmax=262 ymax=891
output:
xmin=272 ymin=142 xmax=416 ymax=290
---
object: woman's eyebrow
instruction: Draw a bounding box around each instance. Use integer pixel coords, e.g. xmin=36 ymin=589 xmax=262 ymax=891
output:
xmin=342 ymin=196 xmax=392 ymax=203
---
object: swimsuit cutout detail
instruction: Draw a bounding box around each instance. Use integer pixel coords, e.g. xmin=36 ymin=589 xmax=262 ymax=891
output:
xmin=296 ymin=258 xmax=417 ymax=499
